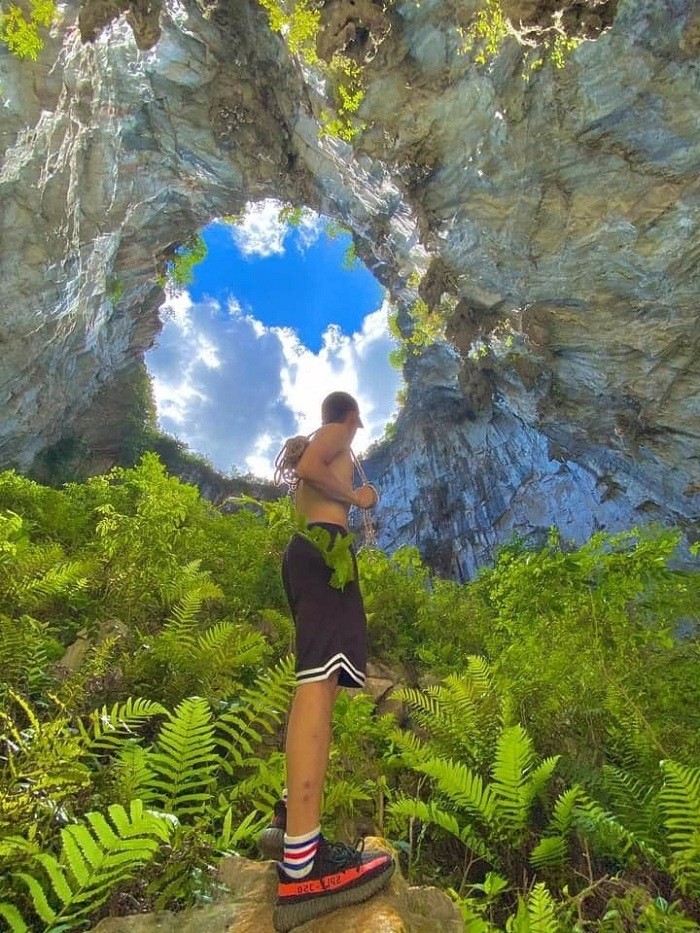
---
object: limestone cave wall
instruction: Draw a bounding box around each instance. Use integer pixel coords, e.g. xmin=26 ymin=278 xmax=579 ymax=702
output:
xmin=0 ymin=0 xmax=698 ymax=575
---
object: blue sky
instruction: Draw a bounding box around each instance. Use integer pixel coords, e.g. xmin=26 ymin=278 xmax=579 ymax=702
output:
xmin=146 ymin=200 xmax=402 ymax=478
xmin=191 ymin=220 xmax=383 ymax=352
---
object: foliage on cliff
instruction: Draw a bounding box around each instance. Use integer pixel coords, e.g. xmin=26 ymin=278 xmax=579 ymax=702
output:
xmin=0 ymin=455 xmax=698 ymax=929
xmin=0 ymin=0 xmax=55 ymax=60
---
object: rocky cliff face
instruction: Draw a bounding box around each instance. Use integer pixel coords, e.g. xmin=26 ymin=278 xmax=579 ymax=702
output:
xmin=1 ymin=0 xmax=698 ymax=575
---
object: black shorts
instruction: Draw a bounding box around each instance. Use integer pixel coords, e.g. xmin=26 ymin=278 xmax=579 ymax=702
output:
xmin=281 ymin=522 xmax=367 ymax=689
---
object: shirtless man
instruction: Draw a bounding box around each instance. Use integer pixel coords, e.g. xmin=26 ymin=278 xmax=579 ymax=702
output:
xmin=268 ymin=391 xmax=395 ymax=932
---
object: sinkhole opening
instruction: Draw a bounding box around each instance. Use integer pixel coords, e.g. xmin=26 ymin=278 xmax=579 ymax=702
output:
xmin=146 ymin=199 xmax=404 ymax=480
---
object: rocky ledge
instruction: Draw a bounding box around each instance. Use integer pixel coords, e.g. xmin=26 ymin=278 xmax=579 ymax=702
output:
xmin=92 ymin=837 xmax=463 ymax=932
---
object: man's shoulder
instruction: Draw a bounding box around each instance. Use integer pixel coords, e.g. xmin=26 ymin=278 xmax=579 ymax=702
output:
xmin=312 ymin=423 xmax=351 ymax=449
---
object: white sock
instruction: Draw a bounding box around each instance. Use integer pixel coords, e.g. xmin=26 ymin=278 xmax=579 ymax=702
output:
xmin=282 ymin=826 xmax=320 ymax=879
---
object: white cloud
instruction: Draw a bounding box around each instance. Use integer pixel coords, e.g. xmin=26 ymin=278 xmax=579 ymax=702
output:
xmin=225 ymin=199 xmax=324 ymax=259
xmin=277 ymin=299 xmax=401 ymax=455
xmin=146 ymin=292 xmax=402 ymax=479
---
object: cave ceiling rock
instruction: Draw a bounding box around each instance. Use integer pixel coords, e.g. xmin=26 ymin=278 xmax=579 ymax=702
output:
xmin=0 ymin=0 xmax=699 ymax=575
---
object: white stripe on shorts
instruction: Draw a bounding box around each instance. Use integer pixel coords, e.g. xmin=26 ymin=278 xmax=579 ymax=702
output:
xmin=297 ymin=652 xmax=365 ymax=687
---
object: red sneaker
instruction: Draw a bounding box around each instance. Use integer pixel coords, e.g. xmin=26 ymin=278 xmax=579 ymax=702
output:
xmin=273 ymin=836 xmax=395 ymax=932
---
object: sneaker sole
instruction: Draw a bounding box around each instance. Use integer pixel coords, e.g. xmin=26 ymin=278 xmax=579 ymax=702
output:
xmin=272 ymin=859 xmax=395 ymax=932
xmin=258 ymin=826 xmax=285 ymax=862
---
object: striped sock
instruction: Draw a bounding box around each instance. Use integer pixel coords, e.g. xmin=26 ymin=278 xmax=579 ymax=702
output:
xmin=282 ymin=826 xmax=320 ymax=879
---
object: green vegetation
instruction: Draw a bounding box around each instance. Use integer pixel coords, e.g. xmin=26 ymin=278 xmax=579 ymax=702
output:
xmin=388 ymin=295 xmax=452 ymax=366
xmin=460 ymin=0 xmax=586 ymax=74
xmin=106 ymin=277 xmax=124 ymax=305
xmin=277 ymin=204 xmax=309 ymax=227
xmin=156 ymin=236 xmax=208 ymax=292
xmin=0 ymin=0 xmax=56 ymax=60
xmin=0 ymin=457 xmax=698 ymax=928
xmin=256 ymin=0 xmax=367 ymax=141
xmin=167 ymin=235 xmax=208 ymax=290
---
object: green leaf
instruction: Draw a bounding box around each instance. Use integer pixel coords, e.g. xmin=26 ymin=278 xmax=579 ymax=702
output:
xmin=0 ymin=902 xmax=31 ymax=932
xmin=529 ymin=835 xmax=566 ymax=869
xmin=16 ymin=872 xmax=56 ymax=925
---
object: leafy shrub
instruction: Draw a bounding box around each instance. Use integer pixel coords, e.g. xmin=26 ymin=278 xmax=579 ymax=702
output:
xmin=0 ymin=459 xmax=698 ymax=928
xmin=0 ymin=0 xmax=56 ymax=60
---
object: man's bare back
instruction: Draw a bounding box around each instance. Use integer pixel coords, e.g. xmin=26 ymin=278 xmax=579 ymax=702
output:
xmin=295 ymin=422 xmax=377 ymax=529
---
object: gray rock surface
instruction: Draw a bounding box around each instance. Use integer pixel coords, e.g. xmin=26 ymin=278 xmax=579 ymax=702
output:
xmin=1 ymin=0 xmax=698 ymax=574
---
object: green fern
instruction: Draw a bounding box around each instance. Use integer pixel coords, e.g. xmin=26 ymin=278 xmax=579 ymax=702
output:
xmin=395 ymin=657 xmax=504 ymax=765
xmin=407 ymin=755 xmax=497 ymax=825
xmin=506 ymin=882 xmax=559 ymax=932
xmin=6 ymin=800 xmax=172 ymax=931
xmin=390 ymin=676 xmax=561 ymax=869
xmin=659 ymin=759 xmax=700 ymax=895
xmin=601 ymin=764 xmax=663 ymax=850
xmin=0 ymin=902 xmax=28 ymax=932
xmin=0 ymin=613 xmax=54 ymax=700
xmin=141 ymin=584 xmax=268 ymax=702
xmin=389 ymin=796 xmax=495 ymax=862
xmin=81 ymin=696 xmax=167 ymax=753
xmin=216 ymin=655 xmax=295 ymax=772
xmin=110 ymin=744 xmax=159 ymax=805
xmin=222 ymin=751 xmax=286 ymax=816
xmin=491 ymin=725 xmax=559 ymax=836
xmin=529 ymin=785 xmax=587 ymax=869
xmin=0 ymin=691 xmax=92 ymax=830
xmin=569 ymin=794 xmax=639 ymax=864
xmin=149 ymin=697 xmax=219 ymax=817
xmin=529 ymin=834 xmax=567 ymax=869
xmin=15 ymin=559 xmax=89 ymax=610
xmin=548 ymin=785 xmax=586 ymax=835
xmin=158 ymin=559 xmax=224 ymax=607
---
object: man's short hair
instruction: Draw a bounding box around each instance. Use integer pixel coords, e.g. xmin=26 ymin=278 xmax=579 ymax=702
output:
xmin=321 ymin=391 xmax=361 ymax=425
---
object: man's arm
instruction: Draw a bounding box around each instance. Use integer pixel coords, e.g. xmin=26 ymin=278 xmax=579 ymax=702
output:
xmin=296 ymin=424 xmax=358 ymax=506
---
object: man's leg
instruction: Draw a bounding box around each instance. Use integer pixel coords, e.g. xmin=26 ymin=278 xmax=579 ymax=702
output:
xmin=285 ymin=672 xmax=339 ymax=837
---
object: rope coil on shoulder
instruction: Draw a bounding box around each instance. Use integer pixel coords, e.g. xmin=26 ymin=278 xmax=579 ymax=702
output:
xmin=273 ymin=435 xmax=310 ymax=491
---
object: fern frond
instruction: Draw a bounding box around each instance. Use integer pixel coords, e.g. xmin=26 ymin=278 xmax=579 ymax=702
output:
xmin=548 ymin=785 xmax=587 ymax=836
xmin=216 ymin=656 xmax=295 ymax=772
xmin=158 ymin=559 xmax=224 ymax=608
xmin=15 ymin=800 xmax=172 ymax=929
xmin=601 ymin=765 xmax=663 ymax=849
xmin=389 ymin=728 xmax=433 ymax=766
xmin=526 ymin=882 xmax=558 ymax=932
xmin=411 ymin=755 xmax=497 ymax=825
xmin=529 ymin=834 xmax=567 ymax=869
xmin=197 ymin=623 xmax=268 ymax=696
xmin=0 ymin=613 xmax=52 ymax=699
xmin=110 ymin=744 xmax=158 ymax=805
xmin=396 ymin=684 xmax=442 ymax=720
xmin=388 ymin=795 xmax=495 ymax=862
xmin=395 ymin=664 xmax=500 ymax=765
xmin=154 ymin=592 xmax=201 ymax=662
xmin=659 ymin=759 xmax=700 ymax=895
xmin=221 ymin=750 xmax=285 ymax=813
xmin=149 ymin=697 xmax=218 ymax=817
xmin=463 ymin=654 xmax=494 ymax=691
xmin=570 ymin=795 xmax=637 ymax=862
xmin=16 ymin=560 xmax=89 ymax=609
xmin=323 ymin=777 xmax=373 ymax=813
xmin=0 ymin=902 xmax=29 ymax=932
xmin=81 ymin=697 xmax=167 ymax=752
xmin=490 ymin=725 xmax=537 ymax=834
